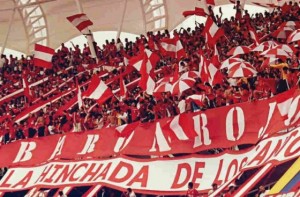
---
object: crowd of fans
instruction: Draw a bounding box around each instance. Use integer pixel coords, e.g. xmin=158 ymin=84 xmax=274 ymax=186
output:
xmin=0 ymin=1 xmax=299 ymax=147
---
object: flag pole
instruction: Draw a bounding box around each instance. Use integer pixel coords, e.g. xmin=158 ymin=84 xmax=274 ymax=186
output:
xmin=116 ymin=0 xmax=128 ymax=39
xmin=74 ymin=0 xmax=98 ymax=62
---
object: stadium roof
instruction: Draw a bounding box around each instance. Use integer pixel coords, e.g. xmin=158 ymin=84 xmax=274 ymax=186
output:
xmin=0 ymin=0 xmax=290 ymax=54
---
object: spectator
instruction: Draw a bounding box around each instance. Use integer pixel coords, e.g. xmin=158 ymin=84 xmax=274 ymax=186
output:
xmin=186 ymin=182 xmax=199 ymax=197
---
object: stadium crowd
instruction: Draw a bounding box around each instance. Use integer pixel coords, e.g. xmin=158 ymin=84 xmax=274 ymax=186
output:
xmin=0 ymin=1 xmax=299 ymax=148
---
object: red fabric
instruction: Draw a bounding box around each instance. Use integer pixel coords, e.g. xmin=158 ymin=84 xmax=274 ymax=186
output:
xmin=66 ymin=13 xmax=93 ymax=32
xmin=34 ymin=44 xmax=55 ymax=69
xmin=186 ymin=188 xmax=199 ymax=197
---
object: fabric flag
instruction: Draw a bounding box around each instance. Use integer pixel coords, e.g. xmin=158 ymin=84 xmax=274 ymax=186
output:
xmin=119 ymin=76 xmax=127 ymax=99
xmin=276 ymin=88 xmax=297 ymax=121
xmin=201 ymin=59 xmax=223 ymax=86
xmin=160 ymin=36 xmax=186 ymax=60
xmin=76 ymin=79 xmax=83 ymax=109
xmin=139 ymin=74 xmax=155 ymax=95
xmin=22 ymin=74 xmax=32 ymax=101
xmin=183 ymin=7 xmax=206 ymax=17
xmin=129 ymin=52 xmax=144 ymax=71
xmin=66 ymin=13 xmax=93 ymax=33
xmin=34 ymin=44 xmax=55 ymax=69
xmin=203 ymin=17 xmax=224 ymax=47
xmin=212 ymin=44 xmax=221 ymax=69
xmin=186 ymin=94 xmax=206 ymax=107
xmin=115 ymin=121 xmax=140 ymax=137
xmin=82 ymin=75 xmax=113 ymax=105
xmin=248 ymin=26 xmax=260 ymax=45
xmin=206 ymin=0 xmax=215 ymax=6
xmin=144 ymin=49 xmax=160 ymax=75
xmin=130 ymin=49 xmax=160 ymax=77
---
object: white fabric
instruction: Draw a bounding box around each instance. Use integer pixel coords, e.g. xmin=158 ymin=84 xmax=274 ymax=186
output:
xmin=129 ymin=191 xmax=136 ymax=197
xmin=178 ymin=100 xmax=186 ymax=113
xmin=35 ymin=51 xmax=53 ymax=62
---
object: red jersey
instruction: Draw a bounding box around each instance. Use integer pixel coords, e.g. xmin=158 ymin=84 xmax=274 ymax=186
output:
xmin=186 ymin=188 xmax=199 ymax=197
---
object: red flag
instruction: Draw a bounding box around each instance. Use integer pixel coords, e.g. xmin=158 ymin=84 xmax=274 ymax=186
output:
xmin=139 ymin=74 xmax=155 ymax=95
xmin=119 ymin=76 xmax=127 ymax=98
xmin=183 ymin=7 xmax=206 ymax=17
xmin=206 ymin=0 xmax=215 ymax=6
xmin=34 ymin=44 xmax=54 ymax=69
xmin=201 ymin=59 xmax=223 ymax=85
xmin=129 ymin=49 xmax=159 ymax=76
xmin=66 ymin=13 xmax=93 ymax=32
xmin=22 ymin=74 xmax=32 ymax=101
xmin=160 ymin=36 xmax=186 ymax=60
xmin=276 ymin=88 xmax=298 ymax=121
xmin=129 ymin=52 xmax=144 ymax=72
xmin=247 ymin=25 xmax=260 ymax=45
xmin=115 ymin=121 xmax=139 ymax=137
xmin=144 ymin=49 xmax=160 ymax=75
xmin=82 ymin=75 xmax=113 ymax=104
xmin=203 ymin=17 xmax=224 ymax=47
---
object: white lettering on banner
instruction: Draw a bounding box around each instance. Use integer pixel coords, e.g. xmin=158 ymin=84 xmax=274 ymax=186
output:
xmin=78 ymin=135 xmax=100 ymax=155
xmin=13 ymin=142 xmax=37 ymax=163
xmin=170 ymin=115 xmax=189 ymax=140
xmin=246 ymin=130 xmax=299 ymax=168
xmin=113 ymin=131 xmax=135 ymax=153
xmin=226 ymin=107 xmax=245 ymax=141
xmin=193 ymin=114 xmax=211 ymax=147
xmin=285 ymin=95 xmax=300 ymax=126
xmin=258 ymin=102 xmax=276 ymax=138
xmin=149 ymin=122 xmax=171 ymax=152
xmin=1 ymin=128 xmax=298 ymax=193
xmin=48 ymin=136 xmax=66 ymax=160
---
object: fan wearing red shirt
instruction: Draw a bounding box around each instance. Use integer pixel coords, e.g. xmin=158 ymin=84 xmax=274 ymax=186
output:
xmin=186 ymin=182 xmax=199 ymax=197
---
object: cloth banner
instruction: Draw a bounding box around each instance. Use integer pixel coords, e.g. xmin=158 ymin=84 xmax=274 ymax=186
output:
xmin=0 ymin=89 xmax=299 ymax=168
xmin=0 ymin=128 xmax=299 ymax=194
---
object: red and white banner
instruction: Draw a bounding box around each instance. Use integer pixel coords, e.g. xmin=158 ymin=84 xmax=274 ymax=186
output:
xmin=203 ymin=17 xmax=224 ymax=47
xmin=82 ymin=75 xmax=113 ymax=104
xmin=160 ymin=36 xmax=186 ymax=59
xmin=34 ymin=44 xmax=55 ymax=69
xmin=66 ymin=13 xmax=93 ymax=33
xmin=0 ymin=89 xmax=299 ymax=168
xmin=0 ymin=128 xmax=299 ymax=194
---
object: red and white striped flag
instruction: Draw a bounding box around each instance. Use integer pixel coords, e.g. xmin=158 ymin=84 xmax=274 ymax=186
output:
xmin=22 ymin=74 xmax=32 ymax=101
xmin=119 ymin=76 xmax=127 ymax=99
xmin=34 ymin=44 xmax=54 ymax=69
xmin=130 ymin=49 xmax=160 ymax=76
xmin=160 ymin=36 xmax=186 ymax=60
xmin=83 ymin=75 xmax=113 ymax=104
xmin=248 ymin=25 xmax=260 ymax=45
xmin=144 ymin=49 xmax=160 ymax=75
xmin=66 ymin=13 xmax=93 ymax=33
xmin=201 ymin=59 xmax=223 ymax=86
xmin=203 ymin=17 xmax=224 ymax=47
xmin=139 ymin=74 xmax=155 ymax=95
xmin=129 ymin=52 xmax=144 ymax=71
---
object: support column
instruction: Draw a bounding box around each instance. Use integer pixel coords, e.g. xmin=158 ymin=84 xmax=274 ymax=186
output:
xmin=1 ymin=9 xmax=15 ymax=54
xmin=116 ymin=0 xmax=128 ymax=39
